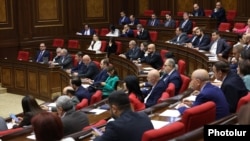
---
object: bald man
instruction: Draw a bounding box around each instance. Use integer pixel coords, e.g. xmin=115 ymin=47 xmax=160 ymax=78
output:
xmin=78 ymin=55 xmax=99 ymax=79
xmin=119 ymin=40 xmax=142 ymax=60
xmin=144 ymin=69 xmax=166 ymax=107
xmin=177 ymin=69 xmax=229 ymax=120
xmin=192 ymin=3 xmax=204 ymax=17
xmin=141 ymin=43 xmax=163 ymax=70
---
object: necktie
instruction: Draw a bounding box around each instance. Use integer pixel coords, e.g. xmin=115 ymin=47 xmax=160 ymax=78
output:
xmin=92 ymin=41 xmax=96 ymax=49
xmin=182 ymin=20 xmax=187 ymax=28
xmin=36 ymin=51 xmax=43 ymax=62
xmin=151 ymin=20 xmax=155 ymax=26
xmin=165 ymin=21 xmax=169 ymax=27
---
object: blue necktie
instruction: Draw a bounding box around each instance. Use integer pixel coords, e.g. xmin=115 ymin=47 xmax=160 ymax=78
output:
xmin=36 ymin=52 xmax=43 ymax=62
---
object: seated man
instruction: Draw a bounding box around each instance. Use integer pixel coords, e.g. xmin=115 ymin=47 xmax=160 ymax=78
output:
xmin=163 ymin=14 xmax=175 ymax=28
xmin=76 ymin=23 xmax=96 ymax=36
xmin=119 ymin=40 xmax=142 ymax=60
xmin=143 ymin=69 xmax=166 ymax=108
xmin=177 ymin=69 xmax=230 ymax=120
xmin=128 ymin=15 xmax=140 ymax=26
xmin=136 ymin=24 xmax=151 ymax=41
xmin=186 ymin=28 xmax=210 ymax=48
xmin=141 ymin=43 xmax=163 ymax=70
xmin=79 ymin=55 xmax=100 ymax=79
xmin=147 ymin=13 xmax=160 ymax=27
xmin=120 ymin=24 xmax=134 ymax=38
xmin=179 ymin=12 xmax=193 ymax=34
xmin=56 ymin=95 xmax=89 ymax=136
xmin=71 ymin=78 xmax=91 ymax=102
xmin=49 ymin=47 xmax=62 ymax=64
xmin=199 ymin=30 xmax=231 ymax=59
xmin=66 ymin=51 xmax=86 ymax=76
xmin=92 ymin=91 xmax=153 ymax=141
xmin=57 ymin=48 xmax=73 ymax=70
xmin=167 ymin=27 xmax=189 ymax=44
xmin=119 ymin=11 xmax=130 ymax=25
xmin=35 ymin=43 xmax=50 ymax=63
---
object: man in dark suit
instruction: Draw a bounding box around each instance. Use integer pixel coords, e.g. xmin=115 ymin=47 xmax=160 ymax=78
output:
xmin=93 ymin=91 xmax=153 ymax=141
xmin=195 ymin=28 xmax=210 ymax=48
xmin=58 ymin=48 xmax=73 ymax=69
xmin=168 ymin=27 xmax=189 ymax=44
xmin=141 ymin=43 xmax=163 ymax=70
xmin=78 ymin=24 xmax=96 ymax=36
xmin=136 ymin=24 xmax=151 ymax=41
xmin=177 ymin=69 xmax=230 ymax=120
xmin=211 ymin=2 xmax=227 ymax=27
xmin=185 ymin=26 xmax=200 ymax=47
xmin=35 ymin=43 xmax=50 ymax=63
xmin=119 ymin=40 xmax=142 ymax=60
xmin=71 ymin=78 xmax=91 ymax=102
xmin=162 ymin=58 xmax=182 ymax=95
xmin=129 ymin=15 xmax=140 ymax=26
xmin=179 ymin=12 xmax=193 ymax=34
xmin=199 ymin=31 xmax=231 ymax=59
xmin=119 ymin=11 xmax=130 ymax=25
xmin=147 ymin=13 xmax=160 ymax=27
xmin=56 ymin=95 xmax=89 ymax=136
xmin=213 ymin=61 xmax=248 ymax=113
xmin=68 ymin=51 xmax=86 ymax=76
xmin=144 ymin=69 xmax=166 ymax=107
xmin=120 ymin=24 xmax=134 ymax=37
xmin=79 ymin=55 xmax=100 ymax=79
xmin=163 ymin=14 xmax=175 ymax=28
xmin=192 ymin=3 xmax=205 ymax=17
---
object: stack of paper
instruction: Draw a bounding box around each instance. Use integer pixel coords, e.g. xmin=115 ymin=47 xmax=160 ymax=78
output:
xmin=89 ymin=109 xmax=107 ymax=115
xmin=151 ymin=120 xmax=169 ymax=129
xmin=159 ymin=109 xmax=181 ymax=117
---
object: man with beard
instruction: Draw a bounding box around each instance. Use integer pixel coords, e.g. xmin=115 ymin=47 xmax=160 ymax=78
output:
xmin=92 ymin=90 xmax=153 ymax=141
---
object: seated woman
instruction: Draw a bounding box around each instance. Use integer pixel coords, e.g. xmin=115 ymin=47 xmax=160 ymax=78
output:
xmin=106 ymin=37 xmax=117 ymax=57
xmin=87 ymin=34 xmax=101 ymax=51
xmin=124 ymin=75 xmax=145 ymax=111
xmin=106 ymin=24 xmax=120 ymax=37
xmin=100 ymin=65 xmax=119 ymax=99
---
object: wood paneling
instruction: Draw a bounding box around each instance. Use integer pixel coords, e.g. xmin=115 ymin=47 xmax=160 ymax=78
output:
xmin=14 ymin=68 xmax=26 ymax=90
xmin=38 ymin=0 xmax=58 ymax=20
xmin=177 ymin=0 xmax=194 ymax=13
xmin=86 ymin=0 xmax=104 ymax=17
xmin=27 ymin=70 xmax=38 ymax=94
xmin=139 ymin=0 xmax=149 ymax=16
xmin=0 ymin=0 xmax=7 ymax=22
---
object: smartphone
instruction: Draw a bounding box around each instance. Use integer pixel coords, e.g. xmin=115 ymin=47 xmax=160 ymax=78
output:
xmin=10 ymin=114 xmax=19 ymax=123
xmin=91 ymin=126 xmax=103 ymax=136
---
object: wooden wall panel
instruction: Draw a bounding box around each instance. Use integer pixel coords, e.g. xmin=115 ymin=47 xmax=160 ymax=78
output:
xmin=220 ymin=0 xmax=237 ymax=11
xmin=27 ymin=71 xmax=38 ymax=95
xmin=0 ymin=0 xmax=7 ymax=22
xmin=138 ymin=0 xmax=149 ymax=16
xmin=38 ymin=0 xmax=58 ymax=20
xmin=1 ymin=67 xmax=12 ymax=87
xmin=39 ymin=72 xmax=49 ymax=95
xmin=14 ymin=69 xmax=26 ymax=90
xmin=176 ymin=0 xmax=194 ymax=13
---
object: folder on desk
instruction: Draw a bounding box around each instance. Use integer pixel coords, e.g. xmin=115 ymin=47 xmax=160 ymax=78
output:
xmin=151 ymin=120 xmax=169 ymax=129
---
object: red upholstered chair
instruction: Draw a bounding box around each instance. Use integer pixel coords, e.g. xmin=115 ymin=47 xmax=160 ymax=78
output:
xmin=233 ymin=22 xmax=246 ymax=29
xmin=187 ymin=34 xmax=193 ymax=39
xmin=0 ymin=128 xmax=23 ymax=136
xmin=166 ymin=83 xmax=175 ymax=97
xmin=178 ymin=59 xmax=186 ymax=75
xmin=52 ymin=38 xmax=64 ymax=48
xmin=236 ymin=92 xmax=250 ymax=112
xmin=143 ymin=10 xmax=154 ymax=16
xmin=141 ymin=121 xmax=185 ymax=141
xmin=49 ymin=51 xmax=53 ymax=61
xmin=115 ymin=41 xmax=122 ymax=55
xmin=149 ymin=31 xmax=158 ymax=42
xmin=139 ymin=19 xmax=147 ymax=26
xmin=17 ymin=51 xmax=30 ymax=61
xmin=100 ymin=40 xmax=107 ymax=52
xmin=177 ymin=11 xmax=184 ymax=16
xmin=204 ymin=9 xmax=212 ymax=17
xmin=180 ymin=101 xmax=216 ymax=132
xmin=218 ymin=23 xmax=230 ymax=32
xmin=157 ymin=92 xmax=170 ymax=103
xmin=192 ymin=21 xmax=196 ymax=29
xmin=160 ymin=49 xmax=169 ymax=62
xmin=93 ymin=61 xmax=101 ymax=70
xmin=179 ymin=74 xmax=191 ymax=94
xmin=94 ymin=28 xmax=99 ymax=35
xmin=175 ymin=20 xmax=180 ymax=28
xmin=83 ymin=119 xmax=107 ymax=131
xmin=226 ymin=10 xmax=237 ymax=23
xmin=90 ymin=90 xmax=102 ymax=105
xmin=132 ymin=30 xmax=137 ymax=37
xmin=160 ymin=10 xmax=171 ymax=16
xmin=71 ymin=54 xmax=78 ymax=67
xmin=100 ymin=28 xmax=109 ymax=36
xmin=75 ymin=98 xmax=88 ymax=110
xmin=68 ymin=40 xmax=79 ymax=49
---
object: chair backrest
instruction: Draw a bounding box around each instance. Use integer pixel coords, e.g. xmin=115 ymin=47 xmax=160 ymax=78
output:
xmin=100 ymin=28 xmax=109 ymax=36
xmin=139 ymin=19 xmax=147 ymax=26
xmin=0 ymin=128 xmax=23 ymax=136
xmin=132 ymin=30 xmax=137 ymax=37
xmin=49 ymin=51 xmax=53 ymax=61
xmin=90 ymin=90 xmax=102 ymax=105
xmin=71 ymin=54 xmax=78 ymax=67
xmin=99 ymin=40 xmax=107 ymax=52
xmin=17 ymin=51 xmax=30 ymax=61
xmin=94 ymin=28 xmax=99 ymax=35
xmin=177 ymin=11 xmax=184 ymax=16
xmin=236 ymin=92 xmax=250 ymax=112
xmin=75 ymin=98 xmax=89 ymax=110
xmin=141 ymin=121 xmax=185 ymax=141
xmin=143 ymin=10 xmax=154 ymax=16
xmin=179 ymin=74 xmax=191 ymax=94
xmin=83 ymin=119 xmax=107 ymax=131
xmin=68 ymin=40 xmax=79 ymax=49
xmin=192 ymin=21 xmax=196 ymax=29
xmin=93 ymin=60 xmax=101 ymax=70
xmin=149 ymin=31 xmax=158 ymax=42
xmin=234 ymin=22 xmax=246 ymax=29
xmin=52 ymin=38 xmax=64 ymax=48
xmin=160 ymin=49 xmax=169 ymax=63
xmin=166 ymin=83 xmax=175 ymax=97
xmin=204 ymin=9 xmax=212 ymax=17
xmin=115 ymin=41 xmax=122 ymax=55
xmin=181 ymin=101 xmax=216 ymax=132
xmin=226 ymin=10 xmax=237 ymax=21
xmin=157 ymin=92 xmax=170 ymax=103
xmin=160 ymin=10 xmax=171 ymax=16
xmin=218 ymin=22 xmax=230 ymax=32
xmin=175 ymin=20 xmax=180 ymax=28
xmin=178 ymin=59 xmax=186 ymax=75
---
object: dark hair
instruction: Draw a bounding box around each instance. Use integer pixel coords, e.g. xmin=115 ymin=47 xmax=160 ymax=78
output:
xmin=110 ymin=25 xmax=116 ymax=33
xmin=212 ymin=30 xmax=220 ymax=35
xmin=238 ymin=59 xmax=250 ymax=76
xmin=107 ymin=65 xmax=117 ymax=76
xmin=32 ymin=112 xmax=63 ymax=141
xmin=66 ymin=89 xmax=75 ymax=96
xmin=178 ymin=27 xmax=184 ymax=32
xmin=76 ymin=51 xmax=83 ymax=58
xmin=213 ymin=61 xmax=230 ymax=73
xmin=240 ymin=49 xmax=250 ymax=60
xmin=109 ymin=37 xmax=116 ymax=44
xmin=22 ymin=95 xmax=43 ymax=115
xmin=71 ymin=78 xmax=82 ymax=87
xmin=102 ymin=58 xmax=109 ymax=66
xmin=165 ymin=51 xmax=175 ymax=59
xmin=108 ymin=90 xmax=131 ymax=110
xmin=124 ymin=75 xmax=144 ymax=102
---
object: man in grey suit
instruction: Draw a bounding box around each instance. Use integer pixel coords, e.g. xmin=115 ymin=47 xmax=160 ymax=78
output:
xmin=56 ymin=95 xmax=89 ymax=136
xmin=58 ymin=48 xmax=73 ymax=69
xmin=163 ymin=14 xmax=176 ymax=28
xmin=167 ymin=27 xmax=189 ymax=44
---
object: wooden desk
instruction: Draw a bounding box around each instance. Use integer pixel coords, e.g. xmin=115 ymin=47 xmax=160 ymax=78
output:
xmin=0 ymin=59 xmax=70 ymax=101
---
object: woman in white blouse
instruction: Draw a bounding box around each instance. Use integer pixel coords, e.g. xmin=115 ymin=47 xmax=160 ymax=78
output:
xmin=88 ymin=34 xmax=101 ymax=51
